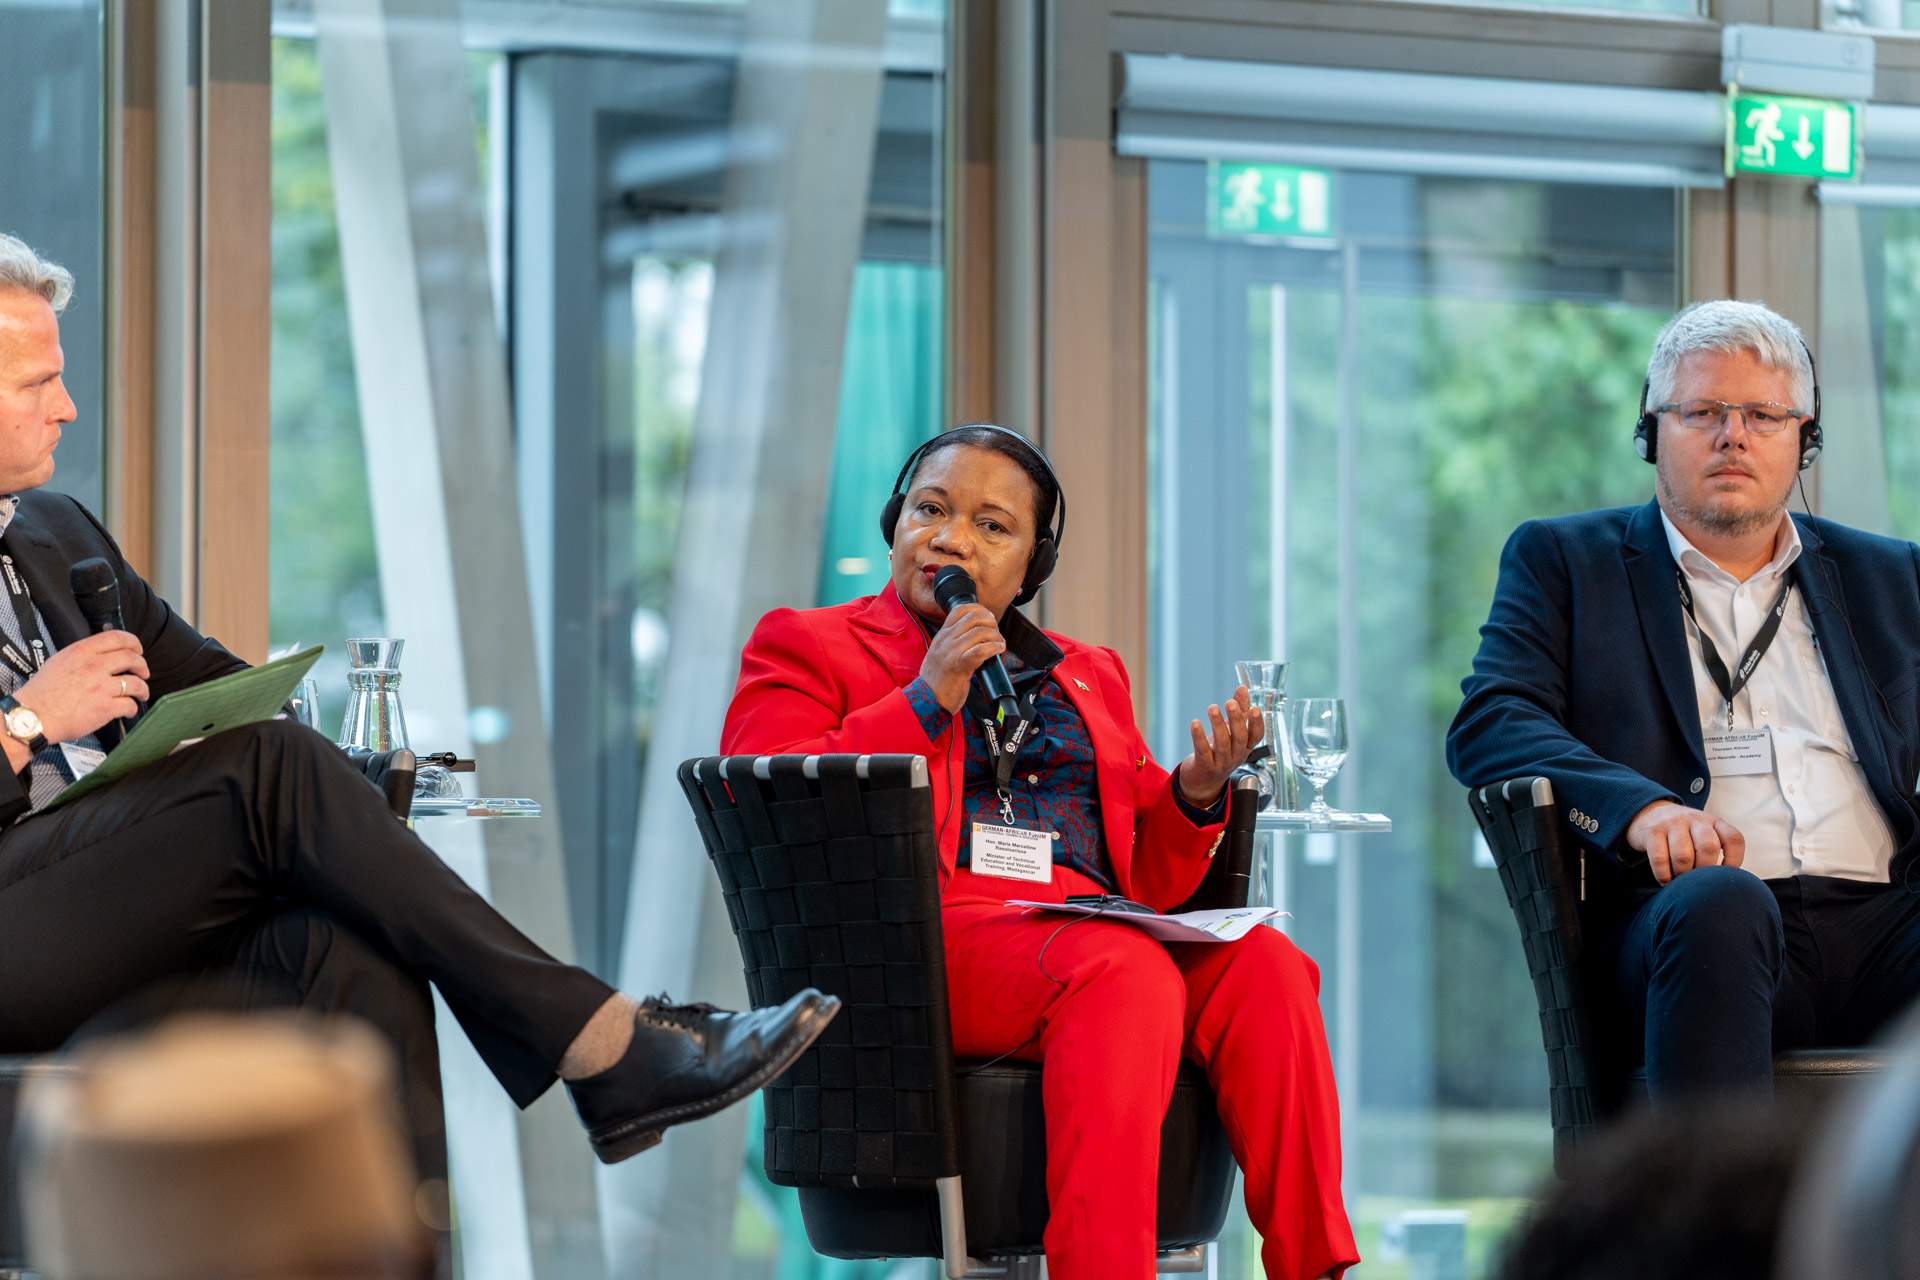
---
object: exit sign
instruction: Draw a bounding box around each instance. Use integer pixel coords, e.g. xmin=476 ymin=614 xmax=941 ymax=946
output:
xmin=1208 ymin=161 xmax=1335 ymax=239
xmin=1727 ymin=92 xmax=1859 ymax=180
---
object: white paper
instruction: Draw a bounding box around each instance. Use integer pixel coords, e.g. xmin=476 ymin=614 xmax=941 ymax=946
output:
xmin=1705 ymin=728 xmax=1773 ymax=776
xmin=1006 ymin=900 xmax=1289 ymax=944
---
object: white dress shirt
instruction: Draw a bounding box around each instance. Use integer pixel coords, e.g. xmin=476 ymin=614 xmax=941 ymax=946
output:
xmin=1662 ymin=509 xmax=1896 ymax=882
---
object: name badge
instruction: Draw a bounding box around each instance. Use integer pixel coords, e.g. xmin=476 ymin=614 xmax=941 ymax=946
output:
xmin=970 ymin=822 xmax=1056 ymax=883
xmin=59 ymin=742 xmax=105 ymax=780
xmin=1705 ymin=728 xmax=1773 ymax=776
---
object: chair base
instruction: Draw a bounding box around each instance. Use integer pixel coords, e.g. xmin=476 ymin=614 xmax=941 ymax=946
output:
xmin=798 ymin=1058 xmax=1235 ymax=1260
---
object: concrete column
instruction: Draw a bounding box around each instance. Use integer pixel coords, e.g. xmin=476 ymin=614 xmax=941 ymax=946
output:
xmin=311 ymin=2 xmax=604 ymax=1277
xmin=607 ymin=0 xmax=887 ymax=1274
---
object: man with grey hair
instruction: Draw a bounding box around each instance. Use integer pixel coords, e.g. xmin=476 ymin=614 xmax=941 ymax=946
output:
xmin=0 ymin=233 xmax=838 ymax=1204
xmin=1449 ymin=298 xmax=1920 ymax=1099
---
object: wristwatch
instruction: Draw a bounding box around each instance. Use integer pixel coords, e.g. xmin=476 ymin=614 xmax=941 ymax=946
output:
xmin=0 ymin=696 xmax=48 ymax=756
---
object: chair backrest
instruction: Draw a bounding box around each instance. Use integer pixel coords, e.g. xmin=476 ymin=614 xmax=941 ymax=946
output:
xmin=680 ymin=753 xmax=961 ymax=1191
xmin=1467 ymin=775 xmax=1602 ymax=1169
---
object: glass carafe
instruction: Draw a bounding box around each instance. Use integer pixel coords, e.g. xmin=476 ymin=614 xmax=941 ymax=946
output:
xmin=1235 ymin=660 xmax=1300 ymax=811
xmin=338 ymin=638 xmax=409 ymax=753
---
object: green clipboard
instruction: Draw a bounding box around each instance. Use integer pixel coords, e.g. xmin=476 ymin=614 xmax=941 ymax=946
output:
xmin=45 ymin=645 xmax=326 ymax=811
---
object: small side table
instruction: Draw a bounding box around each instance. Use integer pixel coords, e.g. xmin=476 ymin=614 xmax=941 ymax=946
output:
xmin=1253 ymin=809 xmax=1393 ymax=917
xmin=411 ymin=797 xmax=542 ymax=820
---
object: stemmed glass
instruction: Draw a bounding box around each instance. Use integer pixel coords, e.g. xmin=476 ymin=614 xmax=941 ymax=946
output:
xmin=1287 ymin=699 xmax=1348 ymax=816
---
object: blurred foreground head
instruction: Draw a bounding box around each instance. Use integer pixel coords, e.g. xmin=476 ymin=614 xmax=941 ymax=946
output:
xmin=1499 ymin=1096 xmax=1816 ymax=1280
xmin=18 ymin=1013 xmax=427 ymax=1280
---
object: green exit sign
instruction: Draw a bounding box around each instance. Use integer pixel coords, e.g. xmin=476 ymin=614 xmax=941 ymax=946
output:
xmin=1208 ymin=161 xmax=1335 ymax=239
xmin=1726 ymin=92 xmax=1859 ymax=180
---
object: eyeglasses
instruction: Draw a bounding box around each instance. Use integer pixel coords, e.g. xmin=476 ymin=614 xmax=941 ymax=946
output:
xmin=1653 ymin=400 xmax=1807 ymax=434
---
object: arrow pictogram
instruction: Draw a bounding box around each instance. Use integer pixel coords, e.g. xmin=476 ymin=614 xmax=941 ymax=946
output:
xmin=1792 ymin=116 xmax=1815 ymax=160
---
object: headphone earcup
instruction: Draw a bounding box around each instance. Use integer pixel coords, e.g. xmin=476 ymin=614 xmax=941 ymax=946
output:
xmin=879 ymin=494 xmax=905 ymax=547
xmin=1800 ymin=419 xmax=1823 ymax=471
xmin=1013 ymin=538 xmax=1058 ymax=607
xmin=1634 ymin=414 xmax=1657 ymax=464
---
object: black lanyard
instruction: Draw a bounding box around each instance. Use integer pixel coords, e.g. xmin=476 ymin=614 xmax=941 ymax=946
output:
xmin=1675 ymin=569 xmax=1792 ymax=729
xmin=968 ymin=684 xmax=1038 ymax=811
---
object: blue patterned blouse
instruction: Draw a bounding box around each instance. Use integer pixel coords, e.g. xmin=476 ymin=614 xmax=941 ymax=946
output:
xmin=903 ymin=608 xmax=1220 ymax=892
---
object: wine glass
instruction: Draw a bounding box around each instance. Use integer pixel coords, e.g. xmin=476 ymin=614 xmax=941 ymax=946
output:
xmin=1287 ymin=699 xmax=1348 ymax=816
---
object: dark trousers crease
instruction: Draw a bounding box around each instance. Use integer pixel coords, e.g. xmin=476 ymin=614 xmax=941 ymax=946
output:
xmin=0 ymin=720 xmax=614 ymax=1126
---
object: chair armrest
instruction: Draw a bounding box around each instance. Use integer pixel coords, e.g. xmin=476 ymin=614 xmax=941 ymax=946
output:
xmin=342 ymin=747 xmax=416 ymax=821
xmin=1170 ymin=774 xmax=1262 ymax=914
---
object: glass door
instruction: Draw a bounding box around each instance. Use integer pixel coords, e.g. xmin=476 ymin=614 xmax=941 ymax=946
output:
xmin=1149 ymin=161 xmax=1679 ymax=1278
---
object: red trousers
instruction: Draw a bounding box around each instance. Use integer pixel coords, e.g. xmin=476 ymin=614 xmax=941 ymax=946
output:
xmin=943 ymin=869 xmax=1358 ymax=1280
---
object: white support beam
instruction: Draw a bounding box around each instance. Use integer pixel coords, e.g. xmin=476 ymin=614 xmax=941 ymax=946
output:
xmin=311 ymin=1 xmax=604 ymax=1276
xmin=608 ymin=0 xmax=888 ymax=1273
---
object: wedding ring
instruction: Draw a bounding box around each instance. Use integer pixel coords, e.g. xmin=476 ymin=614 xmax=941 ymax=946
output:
xmin=119 ymin=677 xmax=127 ymax=698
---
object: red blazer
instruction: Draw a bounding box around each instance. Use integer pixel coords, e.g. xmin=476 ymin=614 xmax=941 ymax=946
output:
xmin=720 ymin=584 xmax=1226 ymax=909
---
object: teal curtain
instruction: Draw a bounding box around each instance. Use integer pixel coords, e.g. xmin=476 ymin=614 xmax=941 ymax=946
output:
xmin=816 ymin=262 xmax=947 ymax=607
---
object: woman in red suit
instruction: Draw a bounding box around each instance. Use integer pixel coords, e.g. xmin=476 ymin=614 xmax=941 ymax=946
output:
xmin=721 ymin=426 xmax=1356 ymax=1280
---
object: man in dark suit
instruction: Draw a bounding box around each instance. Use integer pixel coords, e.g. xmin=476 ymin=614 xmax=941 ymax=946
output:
xmin=1449 ymin=299 xmax=1920 ymax=1099
xmin=0 ymin=232 xmax=839 ymax=1178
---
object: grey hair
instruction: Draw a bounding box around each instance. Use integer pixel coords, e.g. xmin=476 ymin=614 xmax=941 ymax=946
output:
xmin=0 ymin=234 xmax=73 ymax=313
xmin=1646 ymin=300 xmax=1813 ymax=412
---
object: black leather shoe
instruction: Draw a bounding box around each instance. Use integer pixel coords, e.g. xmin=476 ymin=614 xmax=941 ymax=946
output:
xmin=565 ymin=988 xmax=840 ymax=1164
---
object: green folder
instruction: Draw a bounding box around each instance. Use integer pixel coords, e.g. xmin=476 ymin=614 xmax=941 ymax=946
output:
xmin=45 ymin=645 xmax=326 ymax=810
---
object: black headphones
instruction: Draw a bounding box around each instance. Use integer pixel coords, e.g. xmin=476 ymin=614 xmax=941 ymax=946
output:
xmin=880 ymin=423 xmax=1067 ymax=607
xmin=1634 ymin=338 xmax=1824 ymax=471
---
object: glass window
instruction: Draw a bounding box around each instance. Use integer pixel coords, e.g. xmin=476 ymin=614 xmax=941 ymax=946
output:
xmin=0 ymin=0 xmax=105 ymax=514
xmin=269 ymin=12 xmax=945 ymax=1276
xmin=1817 ymin=199 xmax=1920 ymax=542
xmin=1149 ymin=161 xmax=1677 ymax=1277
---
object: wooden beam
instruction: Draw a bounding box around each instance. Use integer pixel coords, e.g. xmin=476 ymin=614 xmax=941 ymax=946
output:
xmin=197 ymin=1 xmax=272 ymax=663
xmin=948 ymin=0 xmax=996 ymax=424
xmin=108 ymin=0 xmax=157 ymax=576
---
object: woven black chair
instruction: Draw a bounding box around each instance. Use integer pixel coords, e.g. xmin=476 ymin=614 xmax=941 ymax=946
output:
xmin=682 ymin=753 xmax=1261 ymax=1276
xmin=1470 ymin=774 xmax=1889 ymax=1173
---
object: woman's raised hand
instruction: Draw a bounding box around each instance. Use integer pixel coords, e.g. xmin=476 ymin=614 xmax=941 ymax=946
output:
xmin=1177 ymin=684 xmax=1264 ymax=809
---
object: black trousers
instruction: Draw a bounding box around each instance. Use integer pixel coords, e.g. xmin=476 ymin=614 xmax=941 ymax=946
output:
xmin=0 ymin=719 xmax=614 ymax=1179
xmin=1610 ymin=866 xmax=1920 ymax=1097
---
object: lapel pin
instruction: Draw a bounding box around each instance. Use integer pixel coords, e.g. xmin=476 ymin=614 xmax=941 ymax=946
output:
xmin=1135 ymin=755 xmax=1147 ymax=768
xmin=1074 ymin=679 xmax=1090 ymax=691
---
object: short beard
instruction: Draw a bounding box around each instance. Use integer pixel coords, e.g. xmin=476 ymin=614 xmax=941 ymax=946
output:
xmin=1656 ymin=467 xmax=1789 ymax=539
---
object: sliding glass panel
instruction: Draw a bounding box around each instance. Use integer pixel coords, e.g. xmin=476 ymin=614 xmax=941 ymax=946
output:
xmin=1150 ymin=161 xmax=1677 ymax=1278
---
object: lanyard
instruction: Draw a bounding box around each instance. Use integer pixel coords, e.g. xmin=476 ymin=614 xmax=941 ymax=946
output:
xmin=969 ymin=685 xmax=1038 ymax=824
xmin=1675 ymin=569 xmax=1792 ymax=729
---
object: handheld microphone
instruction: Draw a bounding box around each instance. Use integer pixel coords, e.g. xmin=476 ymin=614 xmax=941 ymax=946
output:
xmin=931 ymin=565 xmax=1020 ymax=722
xmin=72 ymin=558 xmax=131 ymax=735
xmin=71 ymin=559 xmax=123 ymax=634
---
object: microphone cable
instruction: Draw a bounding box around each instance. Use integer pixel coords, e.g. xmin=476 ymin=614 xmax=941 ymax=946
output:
xmin=954 ymin=902 xmax=1112 ymax=1077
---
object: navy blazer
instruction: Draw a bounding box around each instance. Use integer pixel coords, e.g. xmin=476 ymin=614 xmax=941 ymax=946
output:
xmin=1447 ymin=499 xmax=1920 ymax=882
